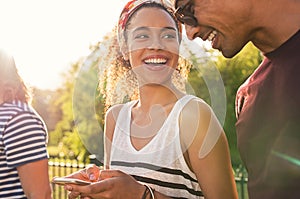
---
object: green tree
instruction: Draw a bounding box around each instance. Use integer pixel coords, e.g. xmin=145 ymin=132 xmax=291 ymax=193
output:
xmin=72 ymin=49 xmax=105 ymax=162
xmin=47 ymin=62 xmax=80 ymax=157
xmin=48 ymin=56 xmax=105 ymax=162
xmin=32 ymin=88 xmax=61 ymax=131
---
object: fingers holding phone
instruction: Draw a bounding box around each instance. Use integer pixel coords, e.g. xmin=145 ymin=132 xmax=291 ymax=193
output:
xmin=85 ymin=164 xmax=101 ymax=181
xmin=52 ymin=177 xmax=91 ymax=186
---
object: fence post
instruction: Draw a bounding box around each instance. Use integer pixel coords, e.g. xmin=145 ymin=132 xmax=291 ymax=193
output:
xmin=89 ymin=154 xmax=103 ymax=166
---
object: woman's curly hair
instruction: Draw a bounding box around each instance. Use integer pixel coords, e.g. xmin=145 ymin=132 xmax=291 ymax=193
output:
xmin=97 ymin=26 xmax=192 ymax=112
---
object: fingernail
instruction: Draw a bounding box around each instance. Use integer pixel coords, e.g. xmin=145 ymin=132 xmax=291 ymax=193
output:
xmin=89 ymin=174 xmax=95 ymax=180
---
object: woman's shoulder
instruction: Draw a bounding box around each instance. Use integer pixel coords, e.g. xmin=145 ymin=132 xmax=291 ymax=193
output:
xmin=183 ymin=95 xmax=212 ymax=114
xmin=180 ymin=95 xmax=224 ymax=159
xmin=104 ymin=103 xmax=129 ymax=141
xmin=105 ymin=104 xmax=123 ymax=123
xmin=105 ymin=100 xmax=136 ymax=124
xmin=106 ymin=100 xmax=137 ymax=118
xmin=106 ymin=103 xmax=126 ymax=117
xmin=180 ymin=95 xmax=219 ymax=133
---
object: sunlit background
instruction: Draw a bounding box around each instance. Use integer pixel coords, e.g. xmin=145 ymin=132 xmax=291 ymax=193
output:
xmin=0 ymin=0 xmax=128 ymax=90
xmin=0 ymin=2 xmax=258 ymax=198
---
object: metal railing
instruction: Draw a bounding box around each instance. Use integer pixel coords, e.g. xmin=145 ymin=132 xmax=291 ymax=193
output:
xmin=49 ymin=156 xmax=248 ymax=199
xmin=49 ymin=156 xmax=91 ymax=199
xmin=234 ymin=164 xmax=248 ymax=199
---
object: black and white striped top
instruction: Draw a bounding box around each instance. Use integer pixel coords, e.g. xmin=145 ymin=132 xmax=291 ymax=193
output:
xmin=0 ymin=101 xmax=48 ymax=199
xmin=109 ymin=95 xmax=204 ymax=198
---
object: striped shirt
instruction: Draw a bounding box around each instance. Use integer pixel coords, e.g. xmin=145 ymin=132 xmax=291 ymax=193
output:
xmin=0 ymin=101 xmax=48 ymax=199
xmin=109 ymin=95 xmax=203 ymax=198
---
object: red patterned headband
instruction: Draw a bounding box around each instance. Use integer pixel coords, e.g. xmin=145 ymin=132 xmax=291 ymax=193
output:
xmin=118 ymin=0 xmax=175 ymax=30
xmin=117 ymin=0 xmax=181 ymax=53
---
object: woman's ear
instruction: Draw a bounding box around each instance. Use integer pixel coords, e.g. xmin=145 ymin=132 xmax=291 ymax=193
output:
xmin=120 ymin=44 xmax=129 ymax=61
xmin=122 ymin=52 xmax=129 ymax=61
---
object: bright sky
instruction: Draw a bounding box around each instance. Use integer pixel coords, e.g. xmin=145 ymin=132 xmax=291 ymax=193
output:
xmin=0 ymin=0 xmax=128 ymax=90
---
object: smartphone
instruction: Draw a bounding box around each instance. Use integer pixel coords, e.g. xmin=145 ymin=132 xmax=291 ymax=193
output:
xmin=52 ymin=177 xmax=91 ymax=186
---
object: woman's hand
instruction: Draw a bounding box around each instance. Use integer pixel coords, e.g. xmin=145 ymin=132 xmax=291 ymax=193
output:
xmin=65 ymin=170 xmax=145 ymax=199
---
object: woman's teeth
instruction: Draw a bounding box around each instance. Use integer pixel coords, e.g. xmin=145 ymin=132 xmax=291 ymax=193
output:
xmin=144 ymin=58 xmax=167 ymax=64
xmin=208 ymin=30 xmax=217 ymax=42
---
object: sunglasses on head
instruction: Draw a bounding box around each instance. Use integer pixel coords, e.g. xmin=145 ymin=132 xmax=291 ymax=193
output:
xmin=174 ymin=0 xmax=198 ymax=27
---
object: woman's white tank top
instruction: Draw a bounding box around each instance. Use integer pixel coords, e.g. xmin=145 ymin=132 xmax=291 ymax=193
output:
xmin=109 ymin=95 xmax=204 ymax=198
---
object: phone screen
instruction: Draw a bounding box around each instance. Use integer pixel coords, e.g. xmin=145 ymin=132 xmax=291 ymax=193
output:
xmin=52 ymin=177 xmax=91 ymax=186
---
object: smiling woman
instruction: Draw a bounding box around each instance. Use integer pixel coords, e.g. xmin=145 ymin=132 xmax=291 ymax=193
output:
xmin=58 ymin=0 xmax=238 ymax=199
xmin=0 ymin=0 xmax=128 ymax=90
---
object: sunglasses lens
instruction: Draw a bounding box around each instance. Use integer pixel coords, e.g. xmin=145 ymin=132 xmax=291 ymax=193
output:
xmin=175 ymin=5 xmax=197 ymax=27
xmin=183 ymin=16 xmax=197 ymax=26
xmin=175 ymin=12 xmax=197 ymax=26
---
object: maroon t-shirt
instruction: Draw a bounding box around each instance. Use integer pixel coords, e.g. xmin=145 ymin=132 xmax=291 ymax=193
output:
xmin=235 ymin=30 xmax=300 ymax=199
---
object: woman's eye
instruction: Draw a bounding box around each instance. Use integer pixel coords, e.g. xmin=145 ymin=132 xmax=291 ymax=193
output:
xmin=162 ymin=34 xmax=176 ymax=39
xmin=134 ymin=34 xmax=149 ymax=39
xmin=161 ymin=30 xmax=177 ymax=40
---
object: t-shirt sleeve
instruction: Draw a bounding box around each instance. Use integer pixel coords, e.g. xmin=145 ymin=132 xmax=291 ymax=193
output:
xmin=3 ymin=111 xmax=48 ymax=168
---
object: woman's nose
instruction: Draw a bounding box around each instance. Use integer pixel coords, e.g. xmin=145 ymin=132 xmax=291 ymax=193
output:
xmin=148 ymin=37 xmax=165 ymax=50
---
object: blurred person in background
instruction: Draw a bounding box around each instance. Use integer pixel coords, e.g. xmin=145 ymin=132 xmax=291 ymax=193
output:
xmin=0 ymin=49 xmax=52 ymax=199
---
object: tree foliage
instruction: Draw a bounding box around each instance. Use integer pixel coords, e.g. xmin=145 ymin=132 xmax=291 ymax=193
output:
xmin=47 ymin=57 xmax=105 ymax=162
